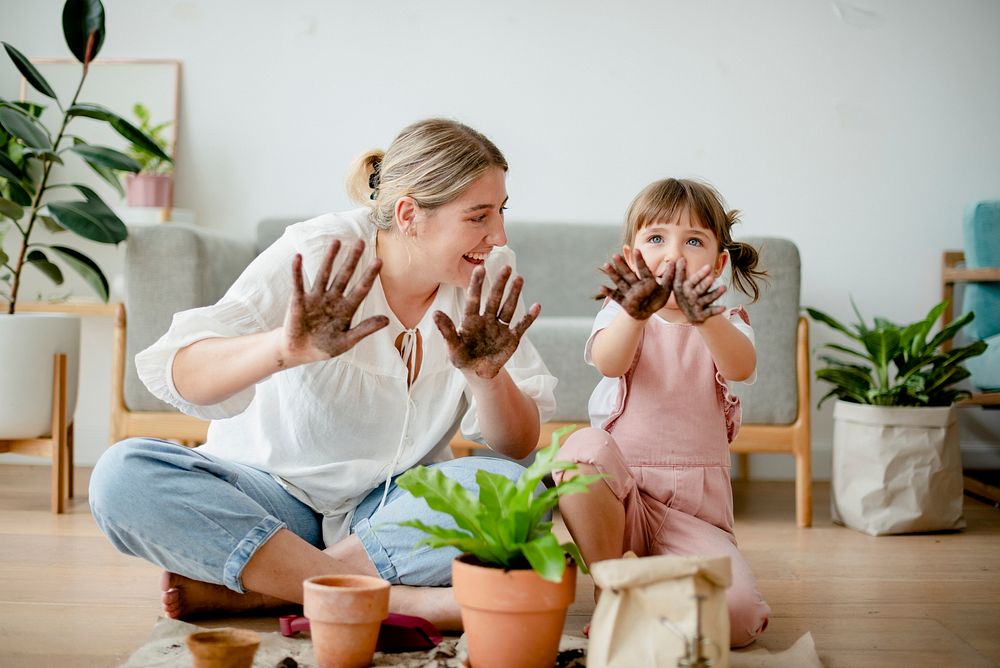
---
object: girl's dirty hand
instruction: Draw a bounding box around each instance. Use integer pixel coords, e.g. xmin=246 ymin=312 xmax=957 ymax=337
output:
xmin=282 ymin=239 xmax=389 ymax=365
xmin=597 ymin=248 xmax=674 ymax=321
xmin=434 ymin=265 xmax=540 ymax=379
xmin=673 ymin=257 xmax=727 ymax=324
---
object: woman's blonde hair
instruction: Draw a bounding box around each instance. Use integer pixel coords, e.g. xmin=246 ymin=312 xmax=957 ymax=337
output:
xmin=346 ymin=118 xmax=508 ymax=230
xmin=624 ymin=178 xmax=767 ymax=302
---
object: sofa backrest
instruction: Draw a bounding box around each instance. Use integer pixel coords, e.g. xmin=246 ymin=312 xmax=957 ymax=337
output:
xmin=726 ymin=237 xmax=801 ymax=425
xmin=124 ymin=224 xmax=256 ymax=411
xmin=124 ymin=218 xmax=802 ymax=429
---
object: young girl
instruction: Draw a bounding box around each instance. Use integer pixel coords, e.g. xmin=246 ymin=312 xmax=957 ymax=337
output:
xmin=555 ymin=178 xmax=770 ymax=647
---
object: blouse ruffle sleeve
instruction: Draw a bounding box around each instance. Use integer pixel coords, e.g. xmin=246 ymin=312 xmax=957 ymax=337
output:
xmin=135 ymin=218 xmax=354 ymax=421
xmin=460 ymin=246 xmax=557 ymax=444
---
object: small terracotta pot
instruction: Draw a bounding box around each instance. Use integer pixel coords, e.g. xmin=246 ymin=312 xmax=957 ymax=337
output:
xmin=303 ymin=574 xmax=391 ymax=668
xmin=452 ymin=554 xmax=577 ymax=668
xmin=185 ymin=628 xmax=260 ymax=668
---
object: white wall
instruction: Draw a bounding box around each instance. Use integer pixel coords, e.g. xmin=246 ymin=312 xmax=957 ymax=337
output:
xmin=3 ymin=0 xmax=1000 ymax=475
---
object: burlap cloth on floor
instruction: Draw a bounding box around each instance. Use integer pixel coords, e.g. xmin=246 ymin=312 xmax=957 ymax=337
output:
xmin=121 ymin=617 xmax=821 ymax=667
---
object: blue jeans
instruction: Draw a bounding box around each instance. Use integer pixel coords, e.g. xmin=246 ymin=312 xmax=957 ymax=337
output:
xmin=89 ymin=438 xmax=526 ymax=594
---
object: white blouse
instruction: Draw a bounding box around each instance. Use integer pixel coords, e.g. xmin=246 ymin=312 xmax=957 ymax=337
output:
xmin=136 ymin=208 xmax=557 ymax=544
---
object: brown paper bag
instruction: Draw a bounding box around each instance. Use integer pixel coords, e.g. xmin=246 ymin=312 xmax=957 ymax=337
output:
xmin=588 ymin=555 xmax=731 ymax=668
xmin=831 ymin=402 xmax=966 ymax=536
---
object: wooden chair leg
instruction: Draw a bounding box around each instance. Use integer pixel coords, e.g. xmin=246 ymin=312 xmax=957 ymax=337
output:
xmin=737 ymin=453 xmax=750 ymax=481
xmin=50 ymin=354 xmax=68 ymax=514
xmin=795 ymin=448 xmax=812 ymax=528
xmin=67 ymin=422 xmax=74 ymax=499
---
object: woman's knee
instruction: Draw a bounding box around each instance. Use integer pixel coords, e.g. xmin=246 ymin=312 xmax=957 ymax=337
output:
xmin=89 ymin=438 xmax=189 ymax=520
xmin=437 ymin=455 xmax=526 ymax=486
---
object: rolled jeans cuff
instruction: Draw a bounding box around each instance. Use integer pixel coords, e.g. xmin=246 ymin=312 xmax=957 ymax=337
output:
xmin=353 ymin=517 xmax=399 ymax=584
xmin=223 ymin=515 xmax=286 ymax=593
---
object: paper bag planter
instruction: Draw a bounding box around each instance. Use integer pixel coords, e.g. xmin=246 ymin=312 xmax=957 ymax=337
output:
xmin=588 ymin=555 xmax=731 ymax=668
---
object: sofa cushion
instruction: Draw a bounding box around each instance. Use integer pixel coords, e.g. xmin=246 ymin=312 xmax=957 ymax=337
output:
xmin=124 ymin=224 xmax=256 ymax=411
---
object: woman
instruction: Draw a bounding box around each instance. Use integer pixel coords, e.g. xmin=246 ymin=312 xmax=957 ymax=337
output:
xmin=89 ymin=119 xmax=556 ymax=629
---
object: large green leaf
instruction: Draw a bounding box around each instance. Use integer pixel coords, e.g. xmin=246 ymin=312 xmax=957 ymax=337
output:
xmin=0 ymin=150 xmax=25 ymax=181
xmin=927 ymin=311 xmax=975 ymax=351
xmin=49 ymin=244 xmax=108 ymax=302
xmin=821 ymin=343 xmax=871 ymax=364
xmin=68 ymin=145 xmax=140 ymax=173
xmin=68 ymin=104 xmax=173 ymax=163
xmin=26 ymin=249 xmax=64 ymax=285
xmin=2 ymin=43 xmax=58 ymax=100
xmin=395 ymin=467 xmax=483 ymax=537
xmin=521 ymin=533 xmax=566 ymax=583
xmin=861 ymin=328 xmax=900 ymax=384
xmin=111 ymin=117 xmax=172 ymax=163
xmin=23 ymin=147 xmax=64 ymax=164
xmin=0 ymin=107 xmax=51 ymax=150
xmin=398 ymin=520 xmax=484 ymax=553
xmin=561 ymin=542 xmax=588 ymax=573
xmin=39 ymin=215 xmax=65 ymax=233
xmin=805 ymin=308 xmax=860 ymax=342
xmin=47 ymin=196 xmax=127 ymax=244
xmin=62 ymin=0 xmax=105 ymax=63
xmin=0 ymin=197 xmax=23 ymax=221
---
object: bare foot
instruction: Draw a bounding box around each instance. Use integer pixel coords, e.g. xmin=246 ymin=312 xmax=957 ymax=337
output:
xmin=160 ymin=572 xmax=294 ymax=619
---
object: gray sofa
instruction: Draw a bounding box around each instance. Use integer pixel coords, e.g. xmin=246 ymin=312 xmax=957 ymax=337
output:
xmin=119 ymin=218 xmax=810 ymax=523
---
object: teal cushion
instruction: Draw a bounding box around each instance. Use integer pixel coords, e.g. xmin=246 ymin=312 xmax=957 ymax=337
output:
xmin=962 ymin=201 xmax=1000 ymax=340
xmin=967 ymin=333 xmax=1000 ymax=393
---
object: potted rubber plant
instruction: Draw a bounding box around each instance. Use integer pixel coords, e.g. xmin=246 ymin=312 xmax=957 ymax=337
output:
xmin=396 ymin=426 xmax=602 ymax=668
xmin=807 ymin=300 xmax=987 ymax=536
xmin=0 ymin=0 xmax=170 ymax=440
xmin=122 ymin=102 xmax=174 ymax=207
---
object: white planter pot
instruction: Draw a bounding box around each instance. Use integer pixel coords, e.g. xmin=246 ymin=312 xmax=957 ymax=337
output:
xmin=831 ymin=400 xmax=965 ymax=536
xmin=0 ymin=313 xmax=80 ymax=439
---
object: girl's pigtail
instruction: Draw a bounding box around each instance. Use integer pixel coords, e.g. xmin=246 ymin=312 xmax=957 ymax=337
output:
xmin=724 ymin=210 xmax=768 ymax=303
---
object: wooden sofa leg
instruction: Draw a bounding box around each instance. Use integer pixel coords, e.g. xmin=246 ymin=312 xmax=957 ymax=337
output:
xmin=795 ymin=450 xmax=812 ymax=528
xmin=737 ymin=453 xmax=750 ymax=481
xmin=67 ymin=423 xmax=74 ymax=499
xmin=50 ymin=354 xmax=68 ymax=515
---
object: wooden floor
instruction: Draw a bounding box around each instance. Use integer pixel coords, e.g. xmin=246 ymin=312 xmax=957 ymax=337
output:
xmin=1 ymin=465 xmax=999 ymax=667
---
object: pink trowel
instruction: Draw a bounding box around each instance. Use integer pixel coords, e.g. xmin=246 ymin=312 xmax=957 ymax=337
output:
xmin=279 ymin=612 xmax=444 ymax=652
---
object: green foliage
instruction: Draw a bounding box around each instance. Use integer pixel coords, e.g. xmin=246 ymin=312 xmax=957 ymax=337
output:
xmin=396 ymin=425 xmax=603 ymax=583
xmin=0 ymin=0 xmax=171 ymax=313
xmin=807 ymin=299 xmax=987 ymax=407
xmin=123 ymin=103 xmax=173 ymax=175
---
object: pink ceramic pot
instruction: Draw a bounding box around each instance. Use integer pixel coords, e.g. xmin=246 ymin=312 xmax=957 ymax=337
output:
xmin=125 ymin=173 xmax=173 ymax=207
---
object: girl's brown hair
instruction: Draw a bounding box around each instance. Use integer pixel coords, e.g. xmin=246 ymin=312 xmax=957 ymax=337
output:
xmin=346 ymin=118 xmax=508 ymax=230
xmin=624 ymin=178 xmax=766 ymax=302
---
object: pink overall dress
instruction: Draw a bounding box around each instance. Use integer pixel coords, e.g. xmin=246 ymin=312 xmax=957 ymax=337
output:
xmin=556 ymin=309 xmax=770 ymax=647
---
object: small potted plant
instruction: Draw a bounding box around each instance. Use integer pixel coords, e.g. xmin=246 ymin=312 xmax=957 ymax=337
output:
xmin=396 ymin=427 xmax=603 ymax=668
xmin=122 ymin=102 xmax=174 ymax=208
xmin=807 ymin=300 xmax=987 ymax=536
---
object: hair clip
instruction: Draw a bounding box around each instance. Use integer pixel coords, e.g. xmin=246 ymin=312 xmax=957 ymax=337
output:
xmin=368 ymin=161 xmax=382 ymax=200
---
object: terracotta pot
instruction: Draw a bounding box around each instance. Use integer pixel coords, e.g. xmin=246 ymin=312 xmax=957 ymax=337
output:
xmin=185 ymin=628 xmax=260 ymax=668
xmin=452 ymin=554 xmax=577 ymax=668
xmin=303 ymin=574 xmax=391 ymax=668
xmin=125 ymin=172 xmax=174 ymax=207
